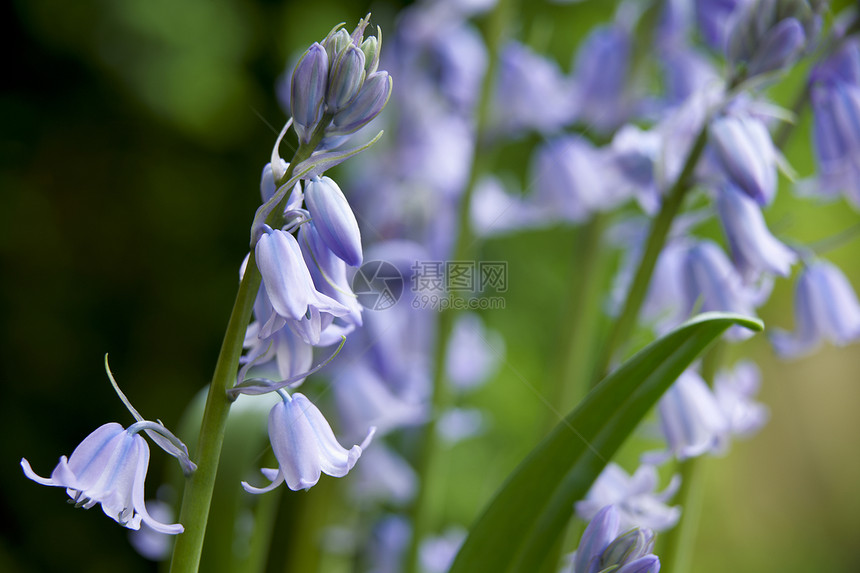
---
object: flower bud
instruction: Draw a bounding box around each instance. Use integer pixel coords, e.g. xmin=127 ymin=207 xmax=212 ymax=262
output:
xmin=709 ymin=114 xmax=777 ymax=206
xmin=323 ymin=27 xmax=351 ymax=63
xmin=291 ymin=43 xmax=329 ymax=144
xmin=600 ymin=528 xmax=656 ymax=568
xmin=304 ymin=176 xmax=363 ymax=267
xmin=327 ymin=45 xmax=367 ymax=112
xmin=360 ymin=34 xmax=380 ymax=75
xmin=329 ymin=71 xmax=392 ymax=136
xmin=727 ymin=0 xmax=816 ymax=79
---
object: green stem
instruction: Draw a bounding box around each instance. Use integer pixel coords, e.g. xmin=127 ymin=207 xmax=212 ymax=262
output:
xmin=659 ymin=456 xmax=705 ymax=573
xmin=169 ymin=255 xmax=263 ymax=573
xmin=553 ymin=214 xmax=611 ymax=417
xmin=403 ymin=1 xmax=514 ymax=571
xmin=594 ymin=124 xmax=709 ymax=383
xmin=169 ymin=113 xmax=332 ymax=572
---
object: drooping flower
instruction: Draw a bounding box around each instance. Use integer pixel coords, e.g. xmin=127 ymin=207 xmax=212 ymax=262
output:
xmin=644 ymin=369 xmax=730 ymax=463
xmin=679 ymin=240 xmax=764 ymax=340
xmin=242 ymin=391 xmax=375 ymax=492
xmin=565 ymin=505 xmax=660 ymax=573
xmin=303 ymin=176 xmax=363 ymax=267
xmin=714 ymin=360 xmax=769 ymax=437
xmin=570 ymin=23 xmax=631 ymax=133
xmin=771 ymin=259 xmax=860 ymax=358
xmin=807 ymin=39 xmax=860 ymax=207
xmin=575 ymin=463 xmax=681 ymax=533
xmin=255 ymin=226 xmax=349 ymax=326
xmin=709 ymin=114 xmax=778 ymax=206
xmin=21 ymin=422 xmax=184 ymax=534
xmin=715 ymin=182 xmax=796 ymax=281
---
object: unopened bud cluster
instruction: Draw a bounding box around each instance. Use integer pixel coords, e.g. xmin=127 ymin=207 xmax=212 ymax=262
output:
xmin=291 ymin=15 xmax=393 ymax=144
xmin=727 ymin=0 xmax=820 ymax=79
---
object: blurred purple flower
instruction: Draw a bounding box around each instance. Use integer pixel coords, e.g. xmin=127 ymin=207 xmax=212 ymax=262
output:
xmin=567 ymin=505 xmax=660 ymax=573
xmin=771 ymin=259 xmax=860 ymax=357
xmin=716 ymin=182 xmax=796 ymax=281
xmin=714 ymin=360 xmax=769 ymax=437
xmin=709 ymin=114 xmax=778 ymax=206
xmin=570 ymin=24 xmax=631 ymax=132
xmin=576 ymin=463 xmax=681 ymax=532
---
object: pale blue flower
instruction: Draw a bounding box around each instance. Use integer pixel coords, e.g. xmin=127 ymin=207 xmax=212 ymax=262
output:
xmin=644 ymin=369 xmax=730 ymax=463
xmin=714 ymin=360 xmax=769 ymax=437
xmin=771 ymin=259 xmax=860 ymax=357
xmin=576 ymin=463 xmax=681 ymax=533
xmin=570 ymin=24 xmax=631 ymax=132
xmin=242 ymin=391 xmax=375 ymax=492
xmin=494 ymin=41 xmax=574 ymax=133
xmin=709 ymin=114 xmax=778 ymax=206
xmin=329 ymin=71 xmax=393 ymax=136
xmin=420 ymin=527 xmax=467 ymax=573
xmin=680 ymin=240 xmax=763 ymax=340
xmin=333 ymin=363 xmax=426 ymax=441
xmin=568 ymin=505 xmax=660 ymax=573
xmin=808 ymin=40 xmax=860 ymax=207
xmin=21 ymin=422 xmax=184 ymax=534
xmin=255 ymin=226 xmax=350 ymax=324
xmin=716 ymin=182 xmax=796 ymax=281
xmin=531 ymin=135 xmax=628 ymax=223
xmin=291 ymin=43 xmax=329 ymax=144
xmin=299 ymin=220 xmax=363 ymax=331
xmin=350 ymin=444 xmax=417 ymax=505
xmin=303 ymin=176 xmax=363 ymax=267
xmin=445 ymin=312 xmax=502 ymax=390
xmin=327 ymin=44 xmax=366 ymax=113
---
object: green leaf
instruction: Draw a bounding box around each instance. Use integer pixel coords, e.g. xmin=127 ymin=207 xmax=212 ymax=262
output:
xmin=449 ymin=312 xmax=763 ymax=573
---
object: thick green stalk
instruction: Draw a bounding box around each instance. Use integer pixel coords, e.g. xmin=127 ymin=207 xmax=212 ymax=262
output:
xmin=403 ymin=1 xmax=514 ymax=571
xmin=169 ymin=256 xmax=263 ymax=573
xmin=554 ymin=214 xmax=611 ymax=416
xmin=658 ymin=456 xmax=705 ymax=573
xmin=594 ymin=124 xmax=709 ymax=382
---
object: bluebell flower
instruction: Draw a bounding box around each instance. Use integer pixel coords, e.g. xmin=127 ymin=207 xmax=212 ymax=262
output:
xmin=242 ymin=391 xmax=375 ymax=492
xmin=716 ymin=182 xmax=796 ymax=281
xmin=709 ymin=114 xmax=778 ymax=206
xmin=332 ymin=363 xmax=426 ymax=441
xmin=298 ymin=220 xmax=363 ymax=335
xmin=420 ymin=528 xmax=467 ymax=573
xmin=575 ymin=463 xmax=681 ymax=533
xmin=680 ymin=240 xmax=763 ymax=340
xmin=326 ymin=44 xmax=366 ymax=113
xmin=469 ymin=176 xmax=546 ymax=237
xmin=726 ymin=0 xmax=816 ymax=79
xmin=644 ymin=369 xmax=730 ymax=463
xmin=21 ymin=422 xmax=184 ymax=534
xmin=329 ymin=71 xmax=392 ymax=136
xmin=444 ymin=312 xmax=502 ymax=391
xmin=303 ymin=176 xmax=363 ymax=267
xmin=291 ymin=43 xmax=329 ymax=144
xmin=771 ymin=259 xmax=860 ymax=358
xmin=530 ymin=135 xmax=628 ymax=223
xmin=350 ymin=443 xmax=417 ymax=505
xmin=696 ymin=0 xmax=752 ymax=50
xmin=570 ymin=24 xmax=631 ymax=133
xmin=566 ymin=505 xmax=660 ymax=573
xmin=493 ymin=40 xmax=574 ymax=134
xmin=714 ymin=360 xmax=769 ymax=437
xmin=255 ymin=226 xmax=350 ymax=324
xmin=241 ymin=310 xmax=314 ymax=386
xmin=808 ymin=40 xmax=860 ymax=207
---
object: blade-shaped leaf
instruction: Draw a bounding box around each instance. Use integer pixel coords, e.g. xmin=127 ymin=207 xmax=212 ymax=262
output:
xmin=449 ymin=312 xmax=763 ymax=573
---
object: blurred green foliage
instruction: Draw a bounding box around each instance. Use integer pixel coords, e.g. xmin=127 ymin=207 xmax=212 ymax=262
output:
xmin=3 ymin=0 xmax=859 ymax=572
